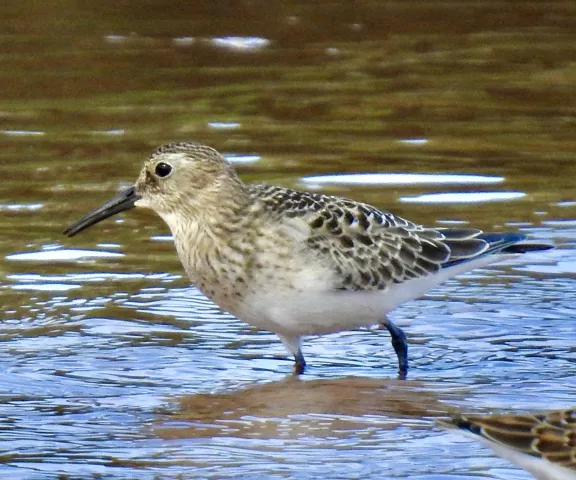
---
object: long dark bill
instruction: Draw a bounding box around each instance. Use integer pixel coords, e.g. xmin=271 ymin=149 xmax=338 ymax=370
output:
xmin=63 ymin=186 xmax=141 ymax=237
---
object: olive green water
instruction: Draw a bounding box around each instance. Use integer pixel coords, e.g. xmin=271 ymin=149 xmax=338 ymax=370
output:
xmin=0 ymin=1 xmax=575 ymax=479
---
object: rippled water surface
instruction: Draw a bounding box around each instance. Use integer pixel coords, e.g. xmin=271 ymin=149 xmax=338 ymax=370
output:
xmin=1 ymin=1 xmax=575 ymax=479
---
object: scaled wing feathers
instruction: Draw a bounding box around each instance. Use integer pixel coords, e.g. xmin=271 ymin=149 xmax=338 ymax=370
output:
xmin=251 ymin=185 xmax=493 ymax=291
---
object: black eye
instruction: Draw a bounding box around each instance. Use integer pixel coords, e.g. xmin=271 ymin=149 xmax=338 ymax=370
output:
xmin=155 ymin=162 xmax=172 ymax=178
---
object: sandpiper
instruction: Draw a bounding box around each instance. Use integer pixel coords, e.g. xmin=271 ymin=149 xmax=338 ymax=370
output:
xmin=438 ymin=409 xmax=576 ymax=480
xmin=64 ymin=142 xmax=551 ymax=377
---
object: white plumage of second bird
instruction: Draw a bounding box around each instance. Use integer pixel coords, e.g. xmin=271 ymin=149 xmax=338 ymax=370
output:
xmin=438 ymin=409 xmax=576 ymax=480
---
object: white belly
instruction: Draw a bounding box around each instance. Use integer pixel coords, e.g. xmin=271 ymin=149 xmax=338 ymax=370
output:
xmin=235 ymin=253 xmax=515 ymax=337
xmin=237 ymin=290 xmax=384 ymax=336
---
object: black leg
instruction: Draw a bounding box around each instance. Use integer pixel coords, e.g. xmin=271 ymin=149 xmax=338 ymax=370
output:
xmin=293 ymin=350 xmax=307 ymax=375
xmin=384 ymin=320 xmax=408 ymax=379
xmin=278 ymin=334 xmax=306 ymax=375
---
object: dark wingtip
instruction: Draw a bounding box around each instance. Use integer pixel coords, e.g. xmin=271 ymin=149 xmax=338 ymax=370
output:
xmin=479 ymin=232 xmax=526 ymax=245
xmin=437 ymin=415 xmax=482 ymax=436
xmin=501 ymin=243 xmax=554 ymax=254
xmin=442 ymin=232 xmax=553 ymax=268
xmin=479 ymin=232 xmax=553 ymax=254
